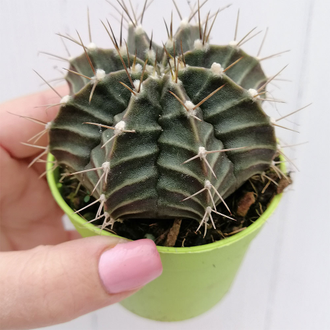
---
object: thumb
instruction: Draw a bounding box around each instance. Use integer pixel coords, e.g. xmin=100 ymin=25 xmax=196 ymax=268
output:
xmin=0 ymin=237 xmax=162 ymax=330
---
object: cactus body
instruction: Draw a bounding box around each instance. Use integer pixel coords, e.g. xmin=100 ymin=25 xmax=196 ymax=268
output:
xmin=49 ymin=20 xmax=277 ymax=225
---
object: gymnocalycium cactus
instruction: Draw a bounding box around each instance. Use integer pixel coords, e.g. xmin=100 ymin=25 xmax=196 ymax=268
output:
xmin=42 ymin=4 xmax=283 ymax=235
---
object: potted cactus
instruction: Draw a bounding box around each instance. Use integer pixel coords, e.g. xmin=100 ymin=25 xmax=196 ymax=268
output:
xmin=24 ymin=1 xmax=292 ymax=322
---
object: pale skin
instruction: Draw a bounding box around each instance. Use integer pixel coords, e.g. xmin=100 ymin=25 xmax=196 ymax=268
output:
xmin=0 ymin=87 xmax=155 ymax=329
xmin=0 ymin=86 xmax=71 ymax=251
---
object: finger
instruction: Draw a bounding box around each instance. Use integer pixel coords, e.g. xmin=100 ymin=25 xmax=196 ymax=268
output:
xmin=0 ymin=147 xmax=65 ymax=250
xmin=0 ymin=86 xmax=69 ymax=159
xmin=0 ymin=237 xmax=162 ymax=330
xmin=67 ymin=229 xmax=82 ymax=240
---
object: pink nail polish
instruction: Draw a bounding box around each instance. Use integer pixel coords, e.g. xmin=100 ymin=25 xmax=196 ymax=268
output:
xmin=98 ymin=239 xmax=163 ymax=294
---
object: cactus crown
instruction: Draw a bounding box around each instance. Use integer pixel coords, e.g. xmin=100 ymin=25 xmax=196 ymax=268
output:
xmin=46 ymin=4 xmax=279 ymax=234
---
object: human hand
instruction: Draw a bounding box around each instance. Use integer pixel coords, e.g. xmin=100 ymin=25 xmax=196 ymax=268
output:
xmin=0 ymin=88 xmax=163 ymax=330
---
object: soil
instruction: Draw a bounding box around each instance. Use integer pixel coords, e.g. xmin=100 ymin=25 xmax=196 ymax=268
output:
xmin=60 ymin=159 xmax=290 ymax=247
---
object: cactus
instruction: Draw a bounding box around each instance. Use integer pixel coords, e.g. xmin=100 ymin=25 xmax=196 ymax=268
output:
xmin=43 ymin=4 xmax=282 ymax=234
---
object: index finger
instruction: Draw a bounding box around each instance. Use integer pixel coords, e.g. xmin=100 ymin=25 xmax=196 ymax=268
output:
xmin=0 ymin=85 xmax=69 ymax=159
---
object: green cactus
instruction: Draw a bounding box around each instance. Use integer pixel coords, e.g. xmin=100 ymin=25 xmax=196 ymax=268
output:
xmin=47 ymin=6 xmax=279 ymax=234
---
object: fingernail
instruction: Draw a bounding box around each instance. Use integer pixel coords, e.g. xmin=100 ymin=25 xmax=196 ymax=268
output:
xmin=98 ymin=239 xmax=163 ymax=294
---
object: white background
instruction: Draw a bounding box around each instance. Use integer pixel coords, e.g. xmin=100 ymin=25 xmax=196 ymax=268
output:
xmin=1 ymin=0 xmax=329 ymax=329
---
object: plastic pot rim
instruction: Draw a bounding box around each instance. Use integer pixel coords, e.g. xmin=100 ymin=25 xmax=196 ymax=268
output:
xmin=47 ymin=153 xmax=283 ymax=255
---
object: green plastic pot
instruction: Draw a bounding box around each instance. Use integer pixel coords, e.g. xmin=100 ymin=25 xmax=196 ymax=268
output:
xmin=47 ymin=154 xmax=283 ymax=321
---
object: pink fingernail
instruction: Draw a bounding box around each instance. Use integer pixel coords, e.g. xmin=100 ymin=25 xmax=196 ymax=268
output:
xmin=98 ymin=239 xmax=163 ymax=294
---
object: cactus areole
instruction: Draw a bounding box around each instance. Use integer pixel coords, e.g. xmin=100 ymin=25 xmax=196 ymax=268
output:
xmin=49 ymin=17 xmax=277 ymax=237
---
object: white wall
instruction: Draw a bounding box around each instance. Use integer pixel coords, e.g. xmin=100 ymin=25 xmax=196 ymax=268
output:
xmin=1 ymin=0 xmax=329 ymax=329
